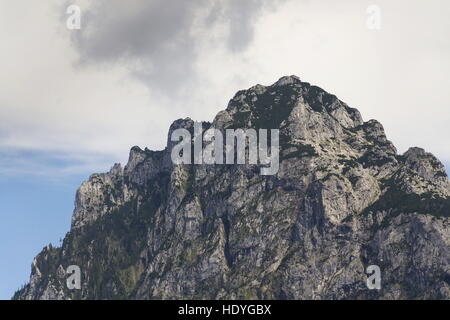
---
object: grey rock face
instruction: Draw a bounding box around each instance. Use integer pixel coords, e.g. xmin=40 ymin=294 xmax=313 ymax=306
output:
xmin=14 ymin=76 xmax=450 ymax=300
xmin=71 ymin=163 xmax=124 ymax=229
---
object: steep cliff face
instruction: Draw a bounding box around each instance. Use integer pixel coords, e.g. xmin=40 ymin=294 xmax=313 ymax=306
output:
xmin=14 ymin=76 xmax=450 ymax=300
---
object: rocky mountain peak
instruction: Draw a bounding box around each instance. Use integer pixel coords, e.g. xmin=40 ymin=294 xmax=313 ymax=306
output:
xmin=273 ymin=75 xmax=302 ymax=86
xmin=15 ymin=76 xmax=450 ymax=300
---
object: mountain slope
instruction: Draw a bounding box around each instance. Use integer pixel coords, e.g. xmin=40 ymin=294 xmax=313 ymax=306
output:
xmin=14 ymin=76 xmax=450 ymax=300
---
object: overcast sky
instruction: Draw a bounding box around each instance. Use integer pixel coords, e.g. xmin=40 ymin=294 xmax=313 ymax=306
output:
xmin=0 ymin=0 xmax=449 ymax=175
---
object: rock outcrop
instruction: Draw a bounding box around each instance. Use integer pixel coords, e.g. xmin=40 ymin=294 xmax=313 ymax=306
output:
xmin=14 ymin=76 xmax=450 ymax=300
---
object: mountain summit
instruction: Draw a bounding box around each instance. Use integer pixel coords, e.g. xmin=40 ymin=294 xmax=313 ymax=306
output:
xmin=15 ymin=76 xmax=450 ymax=300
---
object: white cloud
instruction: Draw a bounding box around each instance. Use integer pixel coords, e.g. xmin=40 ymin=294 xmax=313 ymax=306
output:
xmin=0 ymin=0 xmax=449 ymax=177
